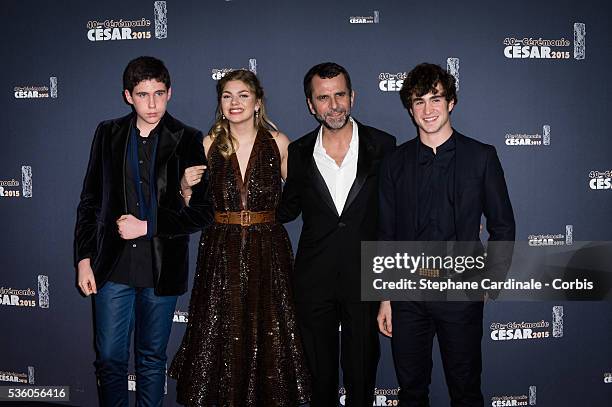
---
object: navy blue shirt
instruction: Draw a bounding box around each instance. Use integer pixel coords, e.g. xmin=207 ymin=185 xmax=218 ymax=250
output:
xmin=108 ymin=122 xmax=158 ymax=288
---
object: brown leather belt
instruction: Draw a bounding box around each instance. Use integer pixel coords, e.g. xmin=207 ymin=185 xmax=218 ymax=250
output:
xmin=214 ymin=210 xmax=276 ymax=227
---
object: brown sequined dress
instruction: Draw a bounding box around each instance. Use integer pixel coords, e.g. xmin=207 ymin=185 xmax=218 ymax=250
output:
xmin=169 ymin=130 xmax=310 ymax=406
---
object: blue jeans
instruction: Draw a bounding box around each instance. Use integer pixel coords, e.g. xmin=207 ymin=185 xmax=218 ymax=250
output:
xmin=94 ymin=281 xmax=177 ymax=407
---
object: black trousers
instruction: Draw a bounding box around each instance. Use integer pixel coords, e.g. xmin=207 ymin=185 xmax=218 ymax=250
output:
xmin=391 ymin=301 xmax=484 ymax=407
xmin=294 ymin=300 xmax=380 ymax=407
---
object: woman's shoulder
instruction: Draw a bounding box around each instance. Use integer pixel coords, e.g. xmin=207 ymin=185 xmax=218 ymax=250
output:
xmin=203 ymin=134 xmax=216 ymax=155
xmin=267 ymin=130 xmax=290 ymax=149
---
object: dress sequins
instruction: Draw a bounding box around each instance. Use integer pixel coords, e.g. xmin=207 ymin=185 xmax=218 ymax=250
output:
xmin=169 ymin=130 xmax=311 ymax=406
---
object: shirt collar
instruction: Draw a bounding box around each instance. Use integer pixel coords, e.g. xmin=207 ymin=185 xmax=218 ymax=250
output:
xmin=131 ymin=113 xmax=165 ymax=139
xmin=437 ymin=131 xmax=456 ymax=153
xmin=418 ymin=131 xmax=456 ymax=155
xmin=314 ymin=116 xmax=359 ymax=154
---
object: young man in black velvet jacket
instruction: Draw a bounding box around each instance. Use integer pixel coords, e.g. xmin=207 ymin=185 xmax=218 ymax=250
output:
xmin=74 ymin=56 xmax=212 ymax=406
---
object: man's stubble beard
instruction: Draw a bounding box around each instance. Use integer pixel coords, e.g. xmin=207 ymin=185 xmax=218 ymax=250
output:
xmin=316 ymin=109 xmax=351 ymax=130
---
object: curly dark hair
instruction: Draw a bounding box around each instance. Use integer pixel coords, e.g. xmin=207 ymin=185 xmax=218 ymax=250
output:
xmin=303 ymin=62 xmax=352 ymax=102
xmin=123 ymin=56 xmax=171 ymax=93
xmin=399 ymin=63 xmax=457 ymax=110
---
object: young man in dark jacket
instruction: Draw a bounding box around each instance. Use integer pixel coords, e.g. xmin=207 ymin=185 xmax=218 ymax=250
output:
xmin=74 ymin=56 xmax=212 ymax=406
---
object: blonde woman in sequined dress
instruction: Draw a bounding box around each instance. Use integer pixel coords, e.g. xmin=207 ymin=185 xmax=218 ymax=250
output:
xmin=169 ymin=69 xmax=310 ymax=406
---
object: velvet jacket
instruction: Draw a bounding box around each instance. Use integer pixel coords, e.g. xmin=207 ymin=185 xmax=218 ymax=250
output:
xmin=74 ymin=113 xmax=213 ymax=295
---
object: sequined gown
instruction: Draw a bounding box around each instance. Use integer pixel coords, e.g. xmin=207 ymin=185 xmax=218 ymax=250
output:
xmin=169 ymin=130 xmax=310 ymax=406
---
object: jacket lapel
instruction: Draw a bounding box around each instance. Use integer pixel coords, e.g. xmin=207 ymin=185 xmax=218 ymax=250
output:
xmin=155 ymin=114 xmax=183 ymax=198
xmin=412 ymin=138 xmax=420 ymax=238
xmin=453 ymin=131 xmax=465 ymax=240
xmin=342 ymin=122 xmax=375 ymax=214
xmin=110 ymin=114 xmax=132 ymax=211
xmin=302 ymin=129 xmax=340 ymax=217
xmin=110 ymin=114 xmax=132 ymax=165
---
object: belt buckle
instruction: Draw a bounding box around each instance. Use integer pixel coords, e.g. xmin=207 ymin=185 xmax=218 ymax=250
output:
xmin=240 ymin=210 xmax=251 ymax=227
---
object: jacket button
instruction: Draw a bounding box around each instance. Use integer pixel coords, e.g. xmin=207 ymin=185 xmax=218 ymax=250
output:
xmin=338 ymin=222 xmax=346 ymax=228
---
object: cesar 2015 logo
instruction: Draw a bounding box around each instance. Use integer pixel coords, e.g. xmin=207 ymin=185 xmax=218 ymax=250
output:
xmin=86 ymin=1 xmax=167 ymax=42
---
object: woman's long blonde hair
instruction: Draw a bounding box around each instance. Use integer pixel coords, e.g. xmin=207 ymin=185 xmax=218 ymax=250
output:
xmin=210 ymin=69 xmax=278 ymax=159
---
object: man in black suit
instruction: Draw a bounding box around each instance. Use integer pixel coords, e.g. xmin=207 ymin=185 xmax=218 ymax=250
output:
xmin=74 ymin=56 xmax=212 ymax=406
xmin=279 ymin=62 xmax=395 ymax=406
xmin=377 ymin=63 xmax=515 ymax=407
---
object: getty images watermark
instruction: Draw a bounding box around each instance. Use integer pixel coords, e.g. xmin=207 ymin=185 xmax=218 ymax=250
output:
xmin=361 ymin=241 xmax=612 ymax=301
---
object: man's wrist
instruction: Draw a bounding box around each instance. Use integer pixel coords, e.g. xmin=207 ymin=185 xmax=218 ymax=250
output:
xmin=77 ymin=258 xmax=91 ymax=269
xmin=180 ymin=179 xmax=192 ymax=190
xmin=141 ymin=219 xmax=148 ymax=237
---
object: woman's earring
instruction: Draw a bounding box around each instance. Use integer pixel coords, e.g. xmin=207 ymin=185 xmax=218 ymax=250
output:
xmin=222 ymin=113 xmax=226 ymax=120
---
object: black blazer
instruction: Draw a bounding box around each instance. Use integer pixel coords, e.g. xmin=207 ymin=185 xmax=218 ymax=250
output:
xmin=74 ymin=113 xmax=213 ymax=296
xmin=378 ymin=131 xmax=515 ymax=289
xmin=279 ymin=120 xmax=396 ymax=302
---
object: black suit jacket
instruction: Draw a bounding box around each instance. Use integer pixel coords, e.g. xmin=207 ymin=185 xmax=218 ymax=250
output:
xmin=74 ymin=113 xmax=213 ymax=296
xmin=279 ymin=120 xmax=396 ymax=302
xmin=378 ymin=131 xmax=515 ymax=293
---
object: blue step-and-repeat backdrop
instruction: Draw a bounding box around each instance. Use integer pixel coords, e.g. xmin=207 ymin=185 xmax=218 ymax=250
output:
xmin=1 ymin=1 xmax=611 ymax=405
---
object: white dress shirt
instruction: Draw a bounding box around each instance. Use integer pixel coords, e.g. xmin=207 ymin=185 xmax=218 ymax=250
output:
xmin=313 ymin=117 xmax=359 ymax=215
